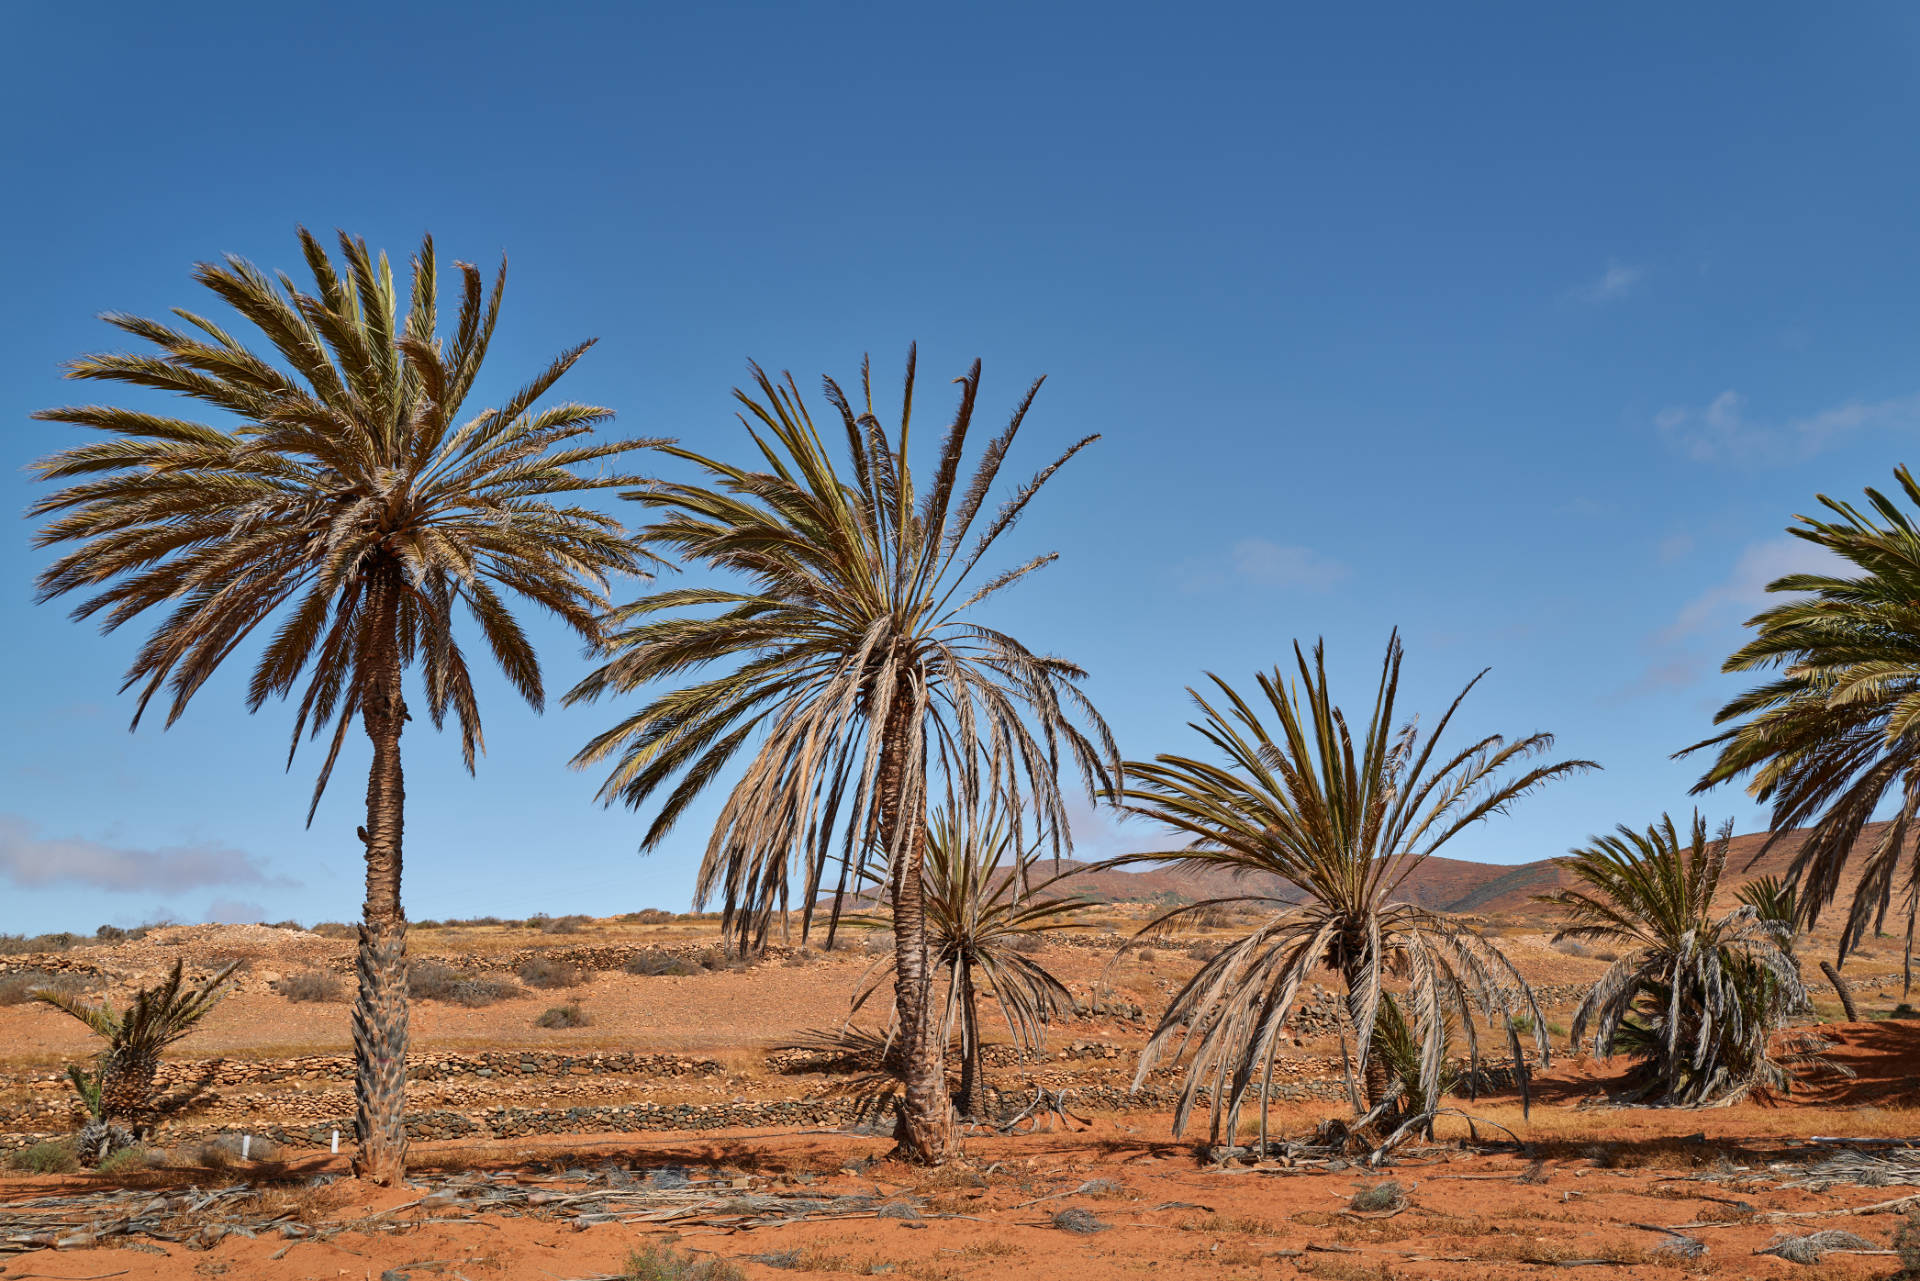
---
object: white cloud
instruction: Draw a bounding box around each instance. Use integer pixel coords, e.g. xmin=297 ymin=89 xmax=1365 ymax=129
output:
xmin=1570 ymin=261 xmax=1643 ymax=303
xmin=0 ymin=815 xmax=290 ymax=893
xmin=1661 ymin=536 xmax=1844 ymax=645
xmin=1179 ymin=538 xmax=1348 ymax=594
xmin=1228 ymin=539 xmax=1348 ymax=589
xmin=1656 ymin=389 xmax=1920 ymax=463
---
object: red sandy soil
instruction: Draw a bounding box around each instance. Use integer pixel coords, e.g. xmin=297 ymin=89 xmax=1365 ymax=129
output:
xmin=4 ymin=1024 xmax=1920 ymax=1281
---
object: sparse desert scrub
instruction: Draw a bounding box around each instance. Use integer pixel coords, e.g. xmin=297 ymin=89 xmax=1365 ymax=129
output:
xmin=626 ymin=951 xmax=697 ymax=977
xmin=5 ymin=1140 xmax=78 ymax=1173
xmin=517 ymin=957 xmax=585 ymax=989
xmin=277 ymin=971 xmax=346 ymax=1003
xmin=621 ymin=1243 xmax=746 ymax=1281
xmin=0 ymin=971 xmax=85 ymax=1005
xmin=410 ymin=962 xmax=521 ymax=1007
xmin=536 ymin=1003 xmax=591 ymax=1029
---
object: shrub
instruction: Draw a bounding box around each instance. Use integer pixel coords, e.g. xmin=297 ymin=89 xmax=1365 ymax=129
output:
xmin=0 ymin=932 xmax=82 ymax=955
xmin=1136 ymin=947 xmax=1156 ymax=963
xmin=6 ymin=1141 xmax=78 ymax=1174
xmin=1008 ymin=934 xmax=1046 ymax=954
xmin=412 ymin=919 xmax=444 ymax=930
xmin=1349 ymin=1181 xmax=1407 ymax=1212
xmin=536 ymin=1003 xmax=591 ymax=1029
xmin=265 ymin=920 xmax=303 ymax=932
xmin=95 ymin=1145 xmax=155 ymax=1177
xmin=310 ymin=922 xmax=355 ymax=939
xmin=621 ymin=1243 xmax=745 ymax=1281
xmin=277 ymin=971 xmax=346 ymax=1003
xmin=0 ymin=971 xmax=84 ymax=1005
xmin=410 ymin=962 xmax=521 ymax=1007
xmin=535 ymin=914 xmax=592 ymax=935
xmin=93 ymin=924 xmax=152 ymax=944
xmin=517 ymin=958 xmax=584 ymax=989
xmin=622 ymin=908 xmax=676 ymax=924
xmin=625 ymin=951 xmax=696 ymax=977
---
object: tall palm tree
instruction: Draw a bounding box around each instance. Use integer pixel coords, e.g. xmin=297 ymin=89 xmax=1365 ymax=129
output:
xmin=1685 ymin=467 xmax=1920 ymax=978
xmin=29 ymin=229 xmax=657 ymax=1183
xmin=1116 ymin=635 xmax=1592 ymax=1150
xmin=1538 ymin=813 xmax=1809 ymax=1105
xmin=849 ymin=797 xmax=1084 ymax=1118
xmin=567 ymin=349 xmax=1118 ymax=1163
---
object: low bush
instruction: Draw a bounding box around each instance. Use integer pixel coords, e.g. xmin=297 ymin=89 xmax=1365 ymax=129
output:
xmin=265 ymin=920 xmax=303 ymax=932
xmin=536 ymin=1003 xmax=591 ymax=1029
xmin=1008 ymin=934 xmax=1046 ymax=954
xmin=533 ymin=913 xmax=593 ymax=935
xmin=6 ymin=1141 xmax=78 ymax=1174
xmin=310 ymin=922 xmax=355 ymax=940
xmin=410 ymin=962 xmax=521 ymax=1007
xmin=0 ymin=970 xmax=84 ymax=1005
xmin=92 ymin=924 xmax=152 ymax=944
xmin=277 ymin=971 xmax=346 ymax=1003
xmin=622 ymin=1243 xmax=746 ymax=1281
xmin=517 ymin=958 xmax=584 ymax=989
xmin=625 ymin=951 xmax=696 ymax=977
xmin=95 ymin=1145 xmax=156 ymax=1177
xmin=622 ymin=908 xmax=676 ymax=924
xmin=0 ymin=932 xmax=83 ymax=955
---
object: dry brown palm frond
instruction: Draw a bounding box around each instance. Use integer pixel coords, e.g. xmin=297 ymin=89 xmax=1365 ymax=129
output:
xmin=1110 ymin=633 xmax=1593 ymax=1147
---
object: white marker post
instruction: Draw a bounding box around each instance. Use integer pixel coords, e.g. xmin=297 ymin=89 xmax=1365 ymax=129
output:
xmin=241 ymin=1134 xmax=251 ymax=1160
xmin=330 ymin=1129 xmax=340 ymax=1154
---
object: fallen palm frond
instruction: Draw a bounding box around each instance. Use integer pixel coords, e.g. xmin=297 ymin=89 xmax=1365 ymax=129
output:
xmin=1756 ymin=1230 xmax=1879 ymax=1263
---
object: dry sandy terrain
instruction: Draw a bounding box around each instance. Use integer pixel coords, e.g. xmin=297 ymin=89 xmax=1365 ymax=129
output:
xmin=3 ymin=917 xmax=1920 ymax=1279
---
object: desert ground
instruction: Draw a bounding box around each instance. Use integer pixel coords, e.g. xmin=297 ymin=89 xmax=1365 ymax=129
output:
xmin=3 ymin=894 xmax=1920 ymax=1281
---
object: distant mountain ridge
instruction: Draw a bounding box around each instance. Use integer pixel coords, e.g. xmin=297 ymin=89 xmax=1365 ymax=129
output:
xmin=1041 ymin=820 xmax=1890 ymax=923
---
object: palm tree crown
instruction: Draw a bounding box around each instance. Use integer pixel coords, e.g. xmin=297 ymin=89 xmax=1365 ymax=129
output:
xmin=31 ymin=229 xmax=656 ymax=806
xmin=1117 ymin=635 xmax=1594 ymax=1147
xmin=568 ymin=348 xmax=1118 ymax=1162
xmin=1539 ymin=813 xmax=1808 ymax=1105
xmin=1686 ymin=467 xmax=1920 ymax=971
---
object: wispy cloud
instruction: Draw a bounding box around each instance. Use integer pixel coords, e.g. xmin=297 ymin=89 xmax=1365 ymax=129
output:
xmin=1655 ymin=389 xmax=1920 ymax=464
xmin=1180 ymin=538 xmax=1348 ymax=593
xmin=0 ymin=815 xmax=291 ymax=893
xmin=1619 ymin=536 xmax=1845 ymax=700
xmin=1570 ymin=261 xmax=1643 ymax=303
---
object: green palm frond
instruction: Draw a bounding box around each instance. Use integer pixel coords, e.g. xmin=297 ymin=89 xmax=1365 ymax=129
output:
xmin=1538 ymin=813 xmax=1810 ymax=1106
xmin=567 ymin=349 xmax=1119 ymax=951
xmin=1114 ymin=633 xmax=1594 ymax=1146
xmin=1684 ymin=465 xmax=1920 ymax=974
xmin=30 ymin=228 xmax=663 ymax=819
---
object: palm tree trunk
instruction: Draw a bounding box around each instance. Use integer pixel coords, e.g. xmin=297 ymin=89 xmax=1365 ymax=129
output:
xmin=1340 ymin=962 xmax=1391 ymax=1116
xmin=876 ymin=690 xmax=951 ymax=1164
xmin=352 ymin=569 xmax=410 ymax=1184
xmin=956 ymin=961 xmax=982 ymax=1120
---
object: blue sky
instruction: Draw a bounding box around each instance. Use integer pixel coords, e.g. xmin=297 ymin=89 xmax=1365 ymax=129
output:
xmin=5 ymin=3 xmax=1919 ymax=932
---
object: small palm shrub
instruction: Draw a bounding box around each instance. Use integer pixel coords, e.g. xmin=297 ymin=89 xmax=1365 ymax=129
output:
xmin=33 ymin=959 xmax=240 ymax=1160
xmin=1539 ymin=813 xmax=1814 ymax=1105
xmin=536 ymin=1003 xmax=590 ymax=1029
xmin=850 ymin=801 xmax=1083 ymax=1117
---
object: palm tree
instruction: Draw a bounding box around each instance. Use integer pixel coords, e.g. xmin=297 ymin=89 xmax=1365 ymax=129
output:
xmin=34 ymin=959 xmax=240 ymax=1161
xmin=28 ymin=229 xmax=657 ymax=1183
xmin=849 ymin=798 xmax=1083 ymax=1118
xmin=567 ymin=349 xmax=1118 ymax=1163
xmin=1538 ymin=813 xmax=1809 ymax=1105
xmin=1116 ymin=635 xmax=1592 ymax=1151
xmin=1685 ymin=467 xmax=1920 ymax=979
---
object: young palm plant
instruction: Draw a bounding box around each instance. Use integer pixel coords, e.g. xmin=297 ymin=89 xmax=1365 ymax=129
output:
xmin=29 ymin=230 xmax=657 ymax=1182
xmin=568 ymin=350 xmax=1119 ymax=1163
xmin=1539 ymin=813 xmax=1810 ymax=1105
xmin=34 ymin=960 xmax=240 ymax=1162
xmin=1116 ymin=635 xmax=1592 ymax=1150
xmin=1685 ymin=467 xmax=1920 ymax=981
xmin=849 ymin=798 xmax=1083 ymax=1118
